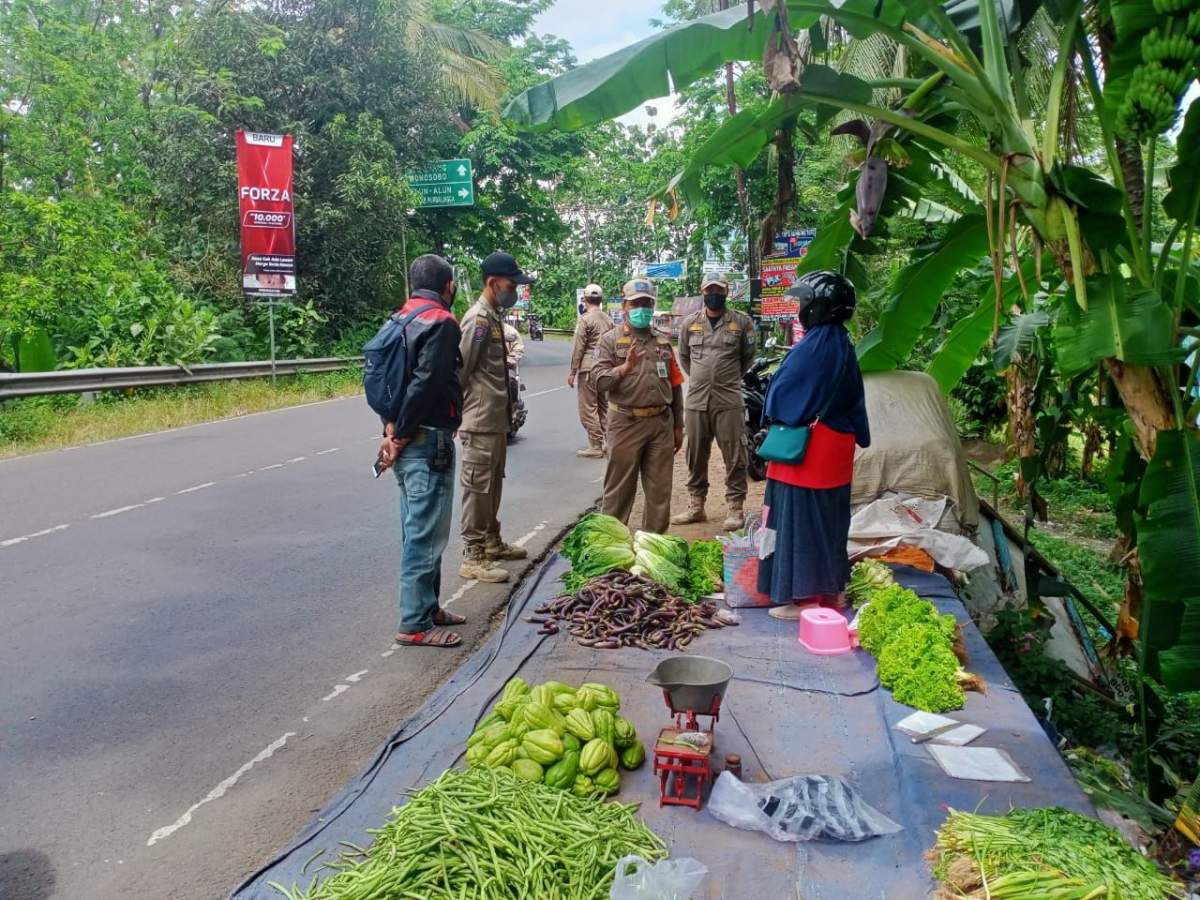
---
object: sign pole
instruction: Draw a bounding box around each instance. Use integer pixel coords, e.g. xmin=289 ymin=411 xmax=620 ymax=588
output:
xmin=268 ymin=298 xmax=277 ymax=386
xmin=401 ymin=217 xmax=410 ymax=300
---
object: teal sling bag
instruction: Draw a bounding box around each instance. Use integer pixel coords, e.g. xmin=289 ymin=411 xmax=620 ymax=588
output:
xmin=755 ymin=351 xmax=850 ymax=465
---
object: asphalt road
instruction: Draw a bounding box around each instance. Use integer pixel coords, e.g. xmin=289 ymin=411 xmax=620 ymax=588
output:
xmin=0 ymin=339 xmax=600 ymax=900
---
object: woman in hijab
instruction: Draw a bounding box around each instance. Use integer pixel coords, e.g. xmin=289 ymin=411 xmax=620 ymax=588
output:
xmin=757 ymin=271 xmax=870 ymax=618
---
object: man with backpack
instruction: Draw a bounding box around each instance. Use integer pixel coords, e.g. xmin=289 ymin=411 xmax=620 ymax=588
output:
xmin=369 ymin=254 xmax=466 ymax=648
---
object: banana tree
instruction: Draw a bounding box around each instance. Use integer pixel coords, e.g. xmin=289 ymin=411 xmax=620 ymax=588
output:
xmin=507 ymin=0 xmax=1200 ymax=818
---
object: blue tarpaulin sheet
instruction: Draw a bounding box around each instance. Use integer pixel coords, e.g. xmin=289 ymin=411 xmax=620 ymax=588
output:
xmin=232 ymin=559 xmax=1093 ymax=899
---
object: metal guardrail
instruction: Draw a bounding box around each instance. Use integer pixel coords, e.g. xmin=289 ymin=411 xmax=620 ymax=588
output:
xmin=0 ymin=357 xmax=362 ymax=400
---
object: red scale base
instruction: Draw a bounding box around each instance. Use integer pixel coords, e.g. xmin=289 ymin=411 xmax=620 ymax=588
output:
xmin=652 ymin=726 xmax=714 ymax=810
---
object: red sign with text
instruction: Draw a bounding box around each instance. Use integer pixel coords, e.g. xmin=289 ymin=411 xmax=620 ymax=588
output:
xmin=759 ymin=259 xmax=801 ymax=321
xmin=236 ymin=130 xmax=296 ymax=297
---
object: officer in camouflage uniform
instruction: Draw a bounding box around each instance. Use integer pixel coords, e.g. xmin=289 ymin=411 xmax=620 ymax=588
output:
xmin=568 ymin=283 xmax=615 ymax=458
xmin=458 ymin=252 xmax=535 ymax=583
xmin=673 ymin=274 xmax=757 ymax=530
xmin=591 ymin=279 xmax=684 ymax=534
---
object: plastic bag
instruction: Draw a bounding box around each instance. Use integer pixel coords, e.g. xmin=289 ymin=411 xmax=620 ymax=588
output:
xmin=609 ymin=856 xmax=708 ymax=900
xmin=707 ymin=771 xmax=902 ymax=842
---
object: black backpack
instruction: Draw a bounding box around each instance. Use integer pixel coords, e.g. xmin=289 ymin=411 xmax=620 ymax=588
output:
xmin=362 ymin=302 xmax=438 ymax=421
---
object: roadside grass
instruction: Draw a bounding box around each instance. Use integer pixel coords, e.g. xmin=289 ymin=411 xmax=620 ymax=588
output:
xmin=0 ymin=368 xmax=362 ymax=459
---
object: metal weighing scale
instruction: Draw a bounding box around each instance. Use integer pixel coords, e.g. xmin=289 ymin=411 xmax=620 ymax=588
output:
xmin=646 ymin=656 xmax=733 ymax=810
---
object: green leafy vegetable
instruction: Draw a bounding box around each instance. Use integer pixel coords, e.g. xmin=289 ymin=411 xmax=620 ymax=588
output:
xmin=684 ymin=539 xmax=724 ymax=601
xmin=930 ymin=807 xmax=1184 ymax=899
xmin=632 ymin=530 xmax=690 ymax=594
xmin=847 ymin=559 xmax=894 ymax=608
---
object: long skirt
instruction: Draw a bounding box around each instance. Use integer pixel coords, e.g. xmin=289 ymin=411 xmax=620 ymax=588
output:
xmin=757 ymin=477 xmax=852 ymax=604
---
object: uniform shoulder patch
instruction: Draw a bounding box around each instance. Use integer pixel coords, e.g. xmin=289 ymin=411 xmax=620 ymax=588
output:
xmin=472 ymin=323 xmax=488 ymax=342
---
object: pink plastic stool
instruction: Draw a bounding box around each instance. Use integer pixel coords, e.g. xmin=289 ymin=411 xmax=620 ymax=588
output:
xmin=797 ymin=607 xmax=859 ymax=655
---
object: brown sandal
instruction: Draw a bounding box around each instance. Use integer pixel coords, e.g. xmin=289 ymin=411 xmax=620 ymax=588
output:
xmin=394 ymin=628 xmax=462 ymax=648
xmin=433 ymin=609 xmax=467 ymax=626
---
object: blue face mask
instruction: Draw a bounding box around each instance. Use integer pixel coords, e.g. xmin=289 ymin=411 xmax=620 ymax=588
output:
xmin=627 ymin=307 xmax=654 ymax=329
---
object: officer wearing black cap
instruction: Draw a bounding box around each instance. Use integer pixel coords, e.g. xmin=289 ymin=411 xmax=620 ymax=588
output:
xmin=458 ymin=252 xmax=535 ymax=583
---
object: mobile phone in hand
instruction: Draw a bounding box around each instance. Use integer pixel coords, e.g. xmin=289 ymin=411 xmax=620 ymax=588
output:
xmin=372 ymin=455 xmax=388 ymax=478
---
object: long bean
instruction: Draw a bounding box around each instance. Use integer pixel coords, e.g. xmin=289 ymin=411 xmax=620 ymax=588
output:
xmin=273 ymin=768 xmax=666 ymax=899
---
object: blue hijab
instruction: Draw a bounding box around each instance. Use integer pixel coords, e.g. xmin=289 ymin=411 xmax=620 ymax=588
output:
xmin=763 ymin=323 xmax=870 ymax=447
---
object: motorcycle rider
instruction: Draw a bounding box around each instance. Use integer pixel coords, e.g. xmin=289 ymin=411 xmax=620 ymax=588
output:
xmin=672 ymin=274 xmax=757 ymax=530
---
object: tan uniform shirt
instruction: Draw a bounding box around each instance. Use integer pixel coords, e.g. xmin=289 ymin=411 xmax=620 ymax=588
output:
xmin=570 ymin=306 xmax=614 ymax=373
xmin=459 ymin=297 xmax=510 ymax=433
xmin=592 ymin=325 xmax=684 ymax=426
xmin=677 ymin=309 xmax=756 ymax=411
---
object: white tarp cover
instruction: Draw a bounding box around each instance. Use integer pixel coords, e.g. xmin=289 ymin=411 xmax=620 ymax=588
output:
xmin=852 ymin=370 xmax=980 ymax=530
xmin=848 ymin=495 xmax=991 ymax=573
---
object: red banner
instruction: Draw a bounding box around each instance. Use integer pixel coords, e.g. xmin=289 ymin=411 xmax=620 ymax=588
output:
xmin=236 ymin=130 xmax=296 ymax=297
xmin=759 ymin=258 xmax=801 ymax=321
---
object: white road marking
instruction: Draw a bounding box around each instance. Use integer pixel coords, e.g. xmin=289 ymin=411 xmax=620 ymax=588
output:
xmin=2 ymin=396 xmax=352 ymax=465
xmin=381 ymin=647 xmax=397 ymax=658
xmin=259 ymin=463 xmax=283 ymax=471
xmin=286 ymin=456 xmax=306 ymax=464
xmin=525 ymin=386 xmax=567 ymax=398
xmin=146 ymin=732 xmax=297 ymax=846
xmin=590 ymin=476 xmax=604 ymax=483
xmin=176 ymin=482 xmax=215 ymax=495
xmin=1 ymin=523 xmax=70 ymax=548
xmin=321 ymin=684 xmax=350 ymax=702
xmin=443 ymin=580 xmax=478 ymax=608
xmin=345 ymin=670 xmax=368 ymax=683
xmin=91 ymin=503 xmax=143 ymax=519
xmin=514 ymin=520 xmax=549 ymax=547
xmin=144 ymin=496 xmax=165 ymax=505
xmin=315 ymin=447 xmax=340 ymax=455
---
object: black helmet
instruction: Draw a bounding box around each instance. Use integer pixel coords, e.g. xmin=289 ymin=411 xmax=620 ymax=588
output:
xmin=786 ymin=270 xmax=857 ymax=328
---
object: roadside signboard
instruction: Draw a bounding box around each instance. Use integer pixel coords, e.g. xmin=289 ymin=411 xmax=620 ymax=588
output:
xmin=759 ymin=258 xmax=803 ymax=320
xmin=408 ymin=158 xmax=475 ymax=208
xmin=236 ymin=130 xmax=296 ymax=298
xmin=634 ymin=259 xmax=687 ymax=280
xmin=768 ymin=229 xmax=816 ymax=259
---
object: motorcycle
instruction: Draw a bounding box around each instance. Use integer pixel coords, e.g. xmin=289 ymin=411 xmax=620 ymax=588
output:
xmin=528 ymin=316 xmax=544 ymax=341
xmin=743 ymin=358 xmax=772 ymax=482
xmin=507 ymin=359 xmax=527 ymax=442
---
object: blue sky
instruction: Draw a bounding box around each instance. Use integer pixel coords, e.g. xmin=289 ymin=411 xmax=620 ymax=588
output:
xmin=531 ymin=0 xmax=677 ymax=126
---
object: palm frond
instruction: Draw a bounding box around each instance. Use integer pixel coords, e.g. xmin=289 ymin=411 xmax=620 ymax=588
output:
xmin=435 ymin=47 xmax=505 ymax=109
xmin=417 ymin=20 xmax=507 ymax=61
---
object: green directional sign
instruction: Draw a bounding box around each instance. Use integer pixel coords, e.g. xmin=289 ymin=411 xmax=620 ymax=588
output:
xmin=409 ymin=158 xmax=474 ymax=208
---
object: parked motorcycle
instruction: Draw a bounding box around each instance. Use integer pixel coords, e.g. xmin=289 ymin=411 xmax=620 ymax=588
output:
xmin=528 ymin=316 xmax=544 ymax=341
xmin=507 ymin=360 xmax=527 ymax=442
xmin=743 ymin=358 xmax=772 ymax=481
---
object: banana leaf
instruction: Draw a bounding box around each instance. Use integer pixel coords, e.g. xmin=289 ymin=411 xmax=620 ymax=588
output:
xmin=502 ymin=0 xmax=909 ymax=132
xmin=1163 ymin=98 xmax=1200 ymax=226
xmin=994 ymin=310 xmax=1050 ymax=372
xmin=1138 ymin=429 xmax=1200 ymax=693
xmin=1053 ymin=274 xmax=1182 ymax=375
xmin=856 ymin=214 xmax=989 ymax=372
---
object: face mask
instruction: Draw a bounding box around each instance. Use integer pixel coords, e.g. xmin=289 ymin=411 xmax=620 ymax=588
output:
xmin=703 ymin=292 xmax=727 ymax=311
xmin=627 ymin=307 xmax=654 ymax=329
xmin=498 ymin=286 xmax=519 ymax=309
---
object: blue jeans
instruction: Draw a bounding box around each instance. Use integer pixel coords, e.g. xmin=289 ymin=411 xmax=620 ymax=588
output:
xmin=393 ymin=429 xmax=456 ymax=633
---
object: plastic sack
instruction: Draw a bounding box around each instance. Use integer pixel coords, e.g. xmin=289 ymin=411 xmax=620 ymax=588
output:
xmin=609 ymin=855 xmax=708 ymax=900
xmin=707 ymin=771 xmax=902 ymax=842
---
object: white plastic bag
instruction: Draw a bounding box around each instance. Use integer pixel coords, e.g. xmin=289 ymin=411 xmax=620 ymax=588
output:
xmin=707 ymin=771 xmax=902 ymax=842
xmin=609 ymin=855 xmax=708 ymax=900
